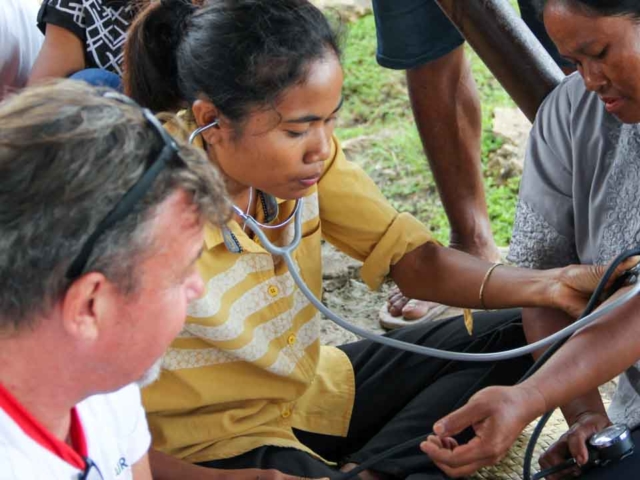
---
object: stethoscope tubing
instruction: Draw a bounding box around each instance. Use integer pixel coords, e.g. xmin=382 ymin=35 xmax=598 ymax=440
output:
xmin=240 ymin=202 xmax=640 ymax=362
xmin=189 ymin=125 xmax=640 ymax=362
xmin=192 ymin=111 xmax=640 ymax=474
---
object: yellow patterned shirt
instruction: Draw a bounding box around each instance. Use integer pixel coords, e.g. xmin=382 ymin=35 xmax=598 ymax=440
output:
xmin=143 ymin=122 xmax=433 ymax=463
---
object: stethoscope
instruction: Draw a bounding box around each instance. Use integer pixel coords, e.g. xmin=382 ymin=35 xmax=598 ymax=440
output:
xmin=191 ymin=123 xmax=640 ymax=477
xmin=189 ymin=122 xmax=640 ymax=361
xmin=231 ymin=175 xmax=640 ymax=479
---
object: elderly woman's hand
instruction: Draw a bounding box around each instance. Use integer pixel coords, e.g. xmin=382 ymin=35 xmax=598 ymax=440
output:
xmin=548 ymin=256 xmax=640 ymax=318
xmin=538 ymin=411 xmax=611 ymax=480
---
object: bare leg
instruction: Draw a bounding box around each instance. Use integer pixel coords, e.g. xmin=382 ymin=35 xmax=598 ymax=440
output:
xmin=409 ymin=45 xmax=497 ymax=259
xmin=389 ymin=45 xmax=500 ymax=320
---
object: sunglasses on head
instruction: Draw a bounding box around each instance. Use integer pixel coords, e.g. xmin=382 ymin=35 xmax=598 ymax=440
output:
xmin=65 ymin=91 xmax=181 ymax=280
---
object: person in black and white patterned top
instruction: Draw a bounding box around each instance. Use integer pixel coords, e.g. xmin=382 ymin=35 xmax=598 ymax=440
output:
xmin=29 ymin=0 xmax=140 ymax=89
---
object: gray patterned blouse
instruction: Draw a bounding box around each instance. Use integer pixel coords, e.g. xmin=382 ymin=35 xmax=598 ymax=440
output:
xmin=508 ymin=73 xmax=640 ymax=428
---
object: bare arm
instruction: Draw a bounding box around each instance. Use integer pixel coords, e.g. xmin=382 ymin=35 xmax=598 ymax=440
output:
xmin=523 ymin=289 xmax=640 ymax=413
xmin=28 ymin=24 xmax=85 ymax=85
xmin=390 ymin=241 xmax=621 ymax=318
xmin=420 ymin=288 xmax=640 ymax=477
xmin=407 ymin=46 xmax=498 ymax=262
xmin=522 ymin=307 xmax=607 ymax=423
xmin=523 ymin=306 xmax=611 ymax=474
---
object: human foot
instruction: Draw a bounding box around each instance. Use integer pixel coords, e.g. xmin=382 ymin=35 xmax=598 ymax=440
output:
xmin=379 ymin=242 xmax=506 ymax=329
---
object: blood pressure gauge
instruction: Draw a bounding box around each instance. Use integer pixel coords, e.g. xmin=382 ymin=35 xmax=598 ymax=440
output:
xmin=587 ymin=424 xmax=635 ymax=466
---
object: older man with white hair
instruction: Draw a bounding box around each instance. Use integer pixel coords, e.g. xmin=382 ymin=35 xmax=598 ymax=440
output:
xmin=0 ymin=80 xmax=229 ymax=479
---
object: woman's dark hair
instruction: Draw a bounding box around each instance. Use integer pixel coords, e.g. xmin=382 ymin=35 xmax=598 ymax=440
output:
xmin=536 ymin=0 xmax=640 ymax=19
xmin=124 ymin=0 xmax=342 ymax=121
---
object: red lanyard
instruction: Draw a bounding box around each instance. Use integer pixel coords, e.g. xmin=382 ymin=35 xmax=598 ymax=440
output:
xmin=0 ymin=383 xmax=87 ymax=469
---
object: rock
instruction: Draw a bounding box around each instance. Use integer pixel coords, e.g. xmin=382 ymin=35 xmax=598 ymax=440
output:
xmin=341 ymin=134 xmax=378 ymax=154
xmin=487 ymin=107 xmax=532 ymax=183
xmin=320 ymin=319 xmax=358 ymax=347
xmin=487 ymin=142 xmax=525 ymax=182
xmin=493 ymin=107 xmax=531 ymax=151
xmin=310 ymin=0 xmax=372 ymax=21
xmin=341 ymin=129 xmax=398 ymax=157
xmin=322 ymin=241 xmax=361 ymax=283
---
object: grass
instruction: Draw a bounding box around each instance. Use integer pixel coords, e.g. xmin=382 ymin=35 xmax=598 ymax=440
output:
xmin=335 ymin=13 xmax=520 ymax=246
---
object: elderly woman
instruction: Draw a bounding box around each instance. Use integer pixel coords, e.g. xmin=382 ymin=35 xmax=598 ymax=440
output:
xmin=423 ymin=1 xmax=640 ymax=478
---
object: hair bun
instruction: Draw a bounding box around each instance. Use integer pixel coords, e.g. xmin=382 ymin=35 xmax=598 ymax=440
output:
xmin=160 ymin=0 xmax=197 ymax=27
xmin=161 ymin=0 xmax=195 ymax=10
xmin=124 ymin=0 xmax=198 ymax=111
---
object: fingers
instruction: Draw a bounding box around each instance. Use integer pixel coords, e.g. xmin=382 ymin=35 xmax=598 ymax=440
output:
xmin=433 ymin=398 xmax=492 ymax=437
xmin=566 ymin=427 xmax=592 ymax=467
xmin=433 ymin=403 xmax=472 ymax=437
xmin=442 ymin=436 xmax=459 ymax=450
xmin=539 ymin=438 xmax=568 ymax=470
xmin=602 ymin=255 xmax=640 ymax=288
xmin=537 ymin=412 xmax=608 ymax=480
xmin=420 ymin=436 xmax=505 ymax=478
xmin=425 ymin=435 xmax=459 ymax=451
xmin=422 ymin=388 xmax=528 ymax=477
xmin=615 ymin=255 xmax=640 ymax=274
xmin=539 ymin=439 xmax=579 ymax=480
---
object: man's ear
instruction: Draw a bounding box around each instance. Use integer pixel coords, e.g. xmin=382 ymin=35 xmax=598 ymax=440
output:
xmin=192 ymin=99 xmax=226 ymax=146
xmin=61 ymin=272 xmax=112 ymax=342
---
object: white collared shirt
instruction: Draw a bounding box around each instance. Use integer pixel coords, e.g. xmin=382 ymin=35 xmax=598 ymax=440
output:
xmin=0 ymin=383 xmax=150 ymax=479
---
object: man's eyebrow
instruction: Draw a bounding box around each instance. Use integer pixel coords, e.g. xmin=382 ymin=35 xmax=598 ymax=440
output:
xmin=283 ymin=97 xmax=344 ymax=124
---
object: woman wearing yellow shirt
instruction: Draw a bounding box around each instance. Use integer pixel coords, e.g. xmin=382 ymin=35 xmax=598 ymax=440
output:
xmin=123 ymin=1 xmax=624 ymax=479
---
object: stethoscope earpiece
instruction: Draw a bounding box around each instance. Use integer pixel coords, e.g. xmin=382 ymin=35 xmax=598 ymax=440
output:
xmin=188 ymin=119 xmax=219 ymax=144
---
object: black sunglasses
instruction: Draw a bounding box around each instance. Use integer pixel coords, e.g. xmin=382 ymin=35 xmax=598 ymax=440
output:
xmin=65 ymin=92 xmax=181 ymax=280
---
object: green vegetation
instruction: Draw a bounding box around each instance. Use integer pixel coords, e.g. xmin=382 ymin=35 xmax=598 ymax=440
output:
xmin=336 ymin=13 xmax=520 ymax=246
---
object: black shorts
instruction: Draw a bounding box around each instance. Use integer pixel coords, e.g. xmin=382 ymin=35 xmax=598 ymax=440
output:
xmin=371 ymin=0 xmax=572 ymax=70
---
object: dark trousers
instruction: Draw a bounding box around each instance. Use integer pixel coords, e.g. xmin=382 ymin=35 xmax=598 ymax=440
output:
xmin=200 ymin=309 xmax=531 ymax=479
